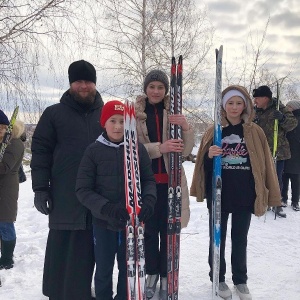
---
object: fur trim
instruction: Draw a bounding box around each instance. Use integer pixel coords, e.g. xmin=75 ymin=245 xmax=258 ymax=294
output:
xmin=221 ymin=85 xmax=254 ymax=125
xmin=12 ymin=120 xmax=25 ymax=139
xmin=135 ymin=94 xmax=170 ymax=119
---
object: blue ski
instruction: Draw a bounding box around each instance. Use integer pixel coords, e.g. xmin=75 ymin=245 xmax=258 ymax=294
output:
xmin=212 ymin=46 xmax=223 ymax=299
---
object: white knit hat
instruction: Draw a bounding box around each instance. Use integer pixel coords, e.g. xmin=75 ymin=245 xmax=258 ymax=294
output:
xmin=286 ymin=100 xmax=300 ymax=110
xmin=222 ymin=89 xmax=246 ymax=109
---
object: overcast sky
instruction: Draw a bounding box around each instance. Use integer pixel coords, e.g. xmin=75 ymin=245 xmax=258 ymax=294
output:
xmin=200 ymin=0 xmax=300 ymax=84
xmin=33 ymin=0 xmax=300 ymax=108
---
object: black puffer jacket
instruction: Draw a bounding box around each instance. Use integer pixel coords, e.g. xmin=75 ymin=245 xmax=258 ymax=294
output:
xmin=284 ymin=109 xmax=300 ymax=174
xmin=75 ymin=133 xmax=157 ymax=231
xmin=31 ymin=90 xmax=104 ymax=230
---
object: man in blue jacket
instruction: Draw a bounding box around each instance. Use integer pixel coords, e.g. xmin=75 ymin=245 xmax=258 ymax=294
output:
xmin=31 ymin=60 xmax=104 ymax=300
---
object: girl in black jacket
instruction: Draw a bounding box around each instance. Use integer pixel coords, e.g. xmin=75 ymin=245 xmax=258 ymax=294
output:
xmin=76 ymin=100 xmax=156 ymax=300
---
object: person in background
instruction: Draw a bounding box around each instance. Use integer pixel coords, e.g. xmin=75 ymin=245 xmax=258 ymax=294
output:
xmin=253 ymin=85 xmax=297 ymax=218
xmin=31 ymin=60 xmax=104 ymax=300
xmin=0 ymin=110 xmax=25 ymax=270
xmin=135 ymin=70 xmax=194 ymax=300
xmin=190 ymin=85 xmax=281 ymax=300
xmin=76 ymin=100 xmax=157 ymax=300
xmin=281 ymin=100 xmax=300 ymax=211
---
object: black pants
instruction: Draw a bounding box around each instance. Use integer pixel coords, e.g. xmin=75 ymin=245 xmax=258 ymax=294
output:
xmin=43 ymin=229 xmax=95 ymax=300
xmin=93 ymin=226 xmax=127 ymax=300
xmin=208 ymin=210 xmax=252 ymax=285
xmin=276 ymin=160 xmax=285 ymax=192
xmin=282 ymin=173 xmax=300 ymax=204
xmin=144 ymin=184 xmax=168 ymax=277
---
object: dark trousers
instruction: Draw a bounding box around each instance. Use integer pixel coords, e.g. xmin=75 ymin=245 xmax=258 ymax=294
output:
xmin=43 ymin=229 xmax=95 ymax=300
xmin=282 ymin=173 xmax=300 ymax=204
xmin=93 ymin=226 xmax=127 ymax=300
xmin=144 ymin=184 xmax=168 ymax=277
xmin=209 ymin=210 xmax=252 ymax=285
xmin=276 ymin=160 xmax=285 ymax=192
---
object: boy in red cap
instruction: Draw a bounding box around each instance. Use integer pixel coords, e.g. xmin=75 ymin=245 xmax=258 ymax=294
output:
xmin=76 ymin=100 xmax=157 ymax=300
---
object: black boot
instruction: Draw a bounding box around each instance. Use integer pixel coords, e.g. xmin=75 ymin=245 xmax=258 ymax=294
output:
xmin=0 ymin=239 xmax=16 ymax=270
xmin=272 ymin=206 xmax=286 ymax=218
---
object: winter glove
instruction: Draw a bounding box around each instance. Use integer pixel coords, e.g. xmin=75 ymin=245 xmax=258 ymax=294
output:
xmin=34 ymin=191 xmax=53 ymax=215
xmin=273 ymin=110 xmax=285 ymax=122
xmin=138 ymin=196 xmax=156 ymax=223
xmin=101 ymin=203 xmax=130 ymax=221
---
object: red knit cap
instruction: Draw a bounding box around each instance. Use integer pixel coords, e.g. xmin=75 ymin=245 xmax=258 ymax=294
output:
xmin=100 ymin=100 xmax=125 ymax=127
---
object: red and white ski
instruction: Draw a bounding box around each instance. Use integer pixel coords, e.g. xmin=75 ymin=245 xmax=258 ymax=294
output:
xmin=167 ymin=56 xmax=183 ymax=300
xmin=124 ymin=100 xmax=146 ymax=300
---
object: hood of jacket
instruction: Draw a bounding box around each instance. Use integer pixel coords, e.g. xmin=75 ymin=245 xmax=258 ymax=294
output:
xmin=135 ymin=94 xmax=170 ymax=120
xmin=221 ymin=85 xmax=254 ymax=126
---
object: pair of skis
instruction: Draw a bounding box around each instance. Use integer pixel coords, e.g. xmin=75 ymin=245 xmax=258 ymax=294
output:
xmin=124 ymin=100 xmax=146 ymax=300
xmin=212 ymin=45 xmax=223 ymax=299
xmin=167 ymin=55 xmax=183 ymax=300
xmin=0 ymin=106 xmax=19 ymax=162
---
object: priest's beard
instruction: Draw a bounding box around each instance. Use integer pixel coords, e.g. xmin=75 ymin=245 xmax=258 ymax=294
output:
xmin=69 ymin=89 xmax=97 ymax=108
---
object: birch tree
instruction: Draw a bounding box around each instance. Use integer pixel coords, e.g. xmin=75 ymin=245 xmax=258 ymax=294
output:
xmin=0 ymin=0 xmax=99 ymax=122
xmin=94 ymin=0 xmax=214 ymax=99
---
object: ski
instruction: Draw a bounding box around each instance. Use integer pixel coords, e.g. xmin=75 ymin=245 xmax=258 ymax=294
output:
xmin=167 ymin=55 xmax=183 ymax=300
xmin=272 ymin=81 xmax=280 ymax=164
xmin=0 ymin=106 xmax=19 ymax=162
xmin=212 ymin=46 xmax=223 ymax=299
xmin=124 ymin=100 xmax=146 ymax=300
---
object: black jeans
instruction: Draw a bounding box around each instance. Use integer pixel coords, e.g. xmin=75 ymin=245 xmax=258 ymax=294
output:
xmin=144 ymin=183 xmax=168 ymax=277
xmin=93 ymin=226 xmax=127 ymax=300
xmin=282 ymin=173 xmax=300 ymax=204
xmin=209 ymin=210 xmax=252 ymax=285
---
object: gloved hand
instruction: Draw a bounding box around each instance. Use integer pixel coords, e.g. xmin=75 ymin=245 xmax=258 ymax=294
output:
xmin=138 ymin=203 xmax=154 ymax=223
xmin=138 ymin=196 xmax=156 ymax=222
xmin=273 ymin=110 xmax=284 ymax=122
xmin=34 ymin=191 xmax=53 ymax=215
xmin=101 ymin=203 xmax=130 ymax=221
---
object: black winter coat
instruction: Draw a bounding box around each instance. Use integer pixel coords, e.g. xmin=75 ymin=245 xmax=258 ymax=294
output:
xmin=31 ymin=90 xmax=104 ymax=230
xmin=284 ymin=109 xmax=300 ymax=174
xmin=75 ymin=134 xmax=157 ymax=231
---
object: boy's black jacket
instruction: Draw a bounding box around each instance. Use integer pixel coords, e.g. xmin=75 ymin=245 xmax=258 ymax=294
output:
xmin=76 ymin=135 xmax=157 ymax=231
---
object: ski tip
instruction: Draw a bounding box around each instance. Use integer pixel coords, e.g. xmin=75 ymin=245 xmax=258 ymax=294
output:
xmin=219 ymin=45 xmax=223 ymax=55
xmin=13 ymin=106 xmax=19 ymax=114
xmin=216 ymin=45 xmax=223 ymax=54
xmin=172 ymin=57 xmax=176 ymax=64
xmin=178 ymin=55 xmax=183 ymax=63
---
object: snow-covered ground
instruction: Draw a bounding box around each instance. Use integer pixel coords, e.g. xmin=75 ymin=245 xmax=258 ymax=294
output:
xmin=0 ymin=161 xmax=299 ymax=299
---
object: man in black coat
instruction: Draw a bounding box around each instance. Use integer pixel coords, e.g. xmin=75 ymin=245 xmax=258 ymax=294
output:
xmin=282 ymin=100 xmax=300 ymax=211
xmin=31 ymin=60 xmax=104 ymax=300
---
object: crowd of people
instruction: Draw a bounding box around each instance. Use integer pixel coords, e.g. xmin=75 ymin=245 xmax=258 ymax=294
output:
xmin=0 ymin=59 xmax=299 ymax=300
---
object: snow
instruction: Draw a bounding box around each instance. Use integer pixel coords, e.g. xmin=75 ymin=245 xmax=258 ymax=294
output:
xmin=1 ymin=162 xmax=300 ymax=300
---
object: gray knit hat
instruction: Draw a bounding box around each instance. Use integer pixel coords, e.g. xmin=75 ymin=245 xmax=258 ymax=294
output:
xmin=286 ymin=100 xmax=300 ymax=110
xmin=143 ymin=70 xmax=169 ymax=95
